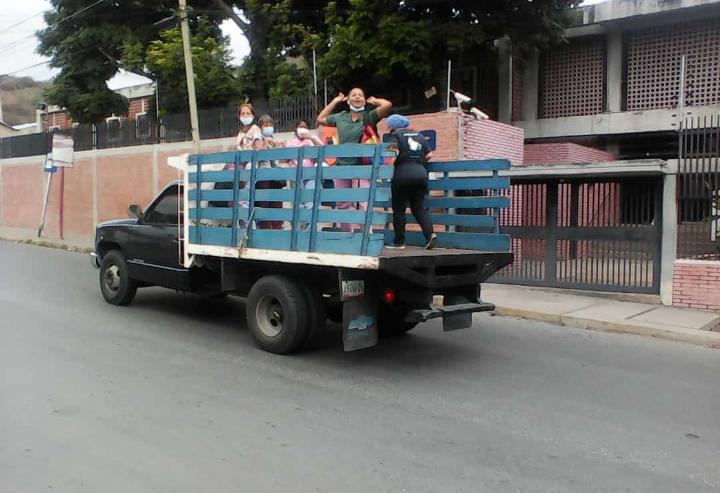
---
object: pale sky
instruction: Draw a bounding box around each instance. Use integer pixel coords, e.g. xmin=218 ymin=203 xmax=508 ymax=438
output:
xmin=0 ymin=0 xmax=607 ymax=88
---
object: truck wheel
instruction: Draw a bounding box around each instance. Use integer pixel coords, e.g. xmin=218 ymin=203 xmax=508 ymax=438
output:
xmin=299 ymin=282 xmax=326 ymax=348
xmin=378 ymin=305 xmax=418 ymax=337
xmin=247 ymin=276 xmax=309 ymax=354
xmin=99 ymin=250 xmax=138 ymax=306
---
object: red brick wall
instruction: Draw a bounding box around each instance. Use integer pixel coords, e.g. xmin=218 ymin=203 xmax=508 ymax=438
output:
xmin=42 ymin=96 xmax=151 ymax=131
xmin=461 ymin=116 xmax=524 ymax=166
xmin=524 ymin=143 xmax=615 ymax=165
xmin=673 ymin=260 xmax=720 ymax=311
xmin=377 ymin=111 xmax=459 ymax=161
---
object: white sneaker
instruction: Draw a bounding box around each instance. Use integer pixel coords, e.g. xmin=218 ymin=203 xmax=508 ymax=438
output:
xmin=425 ymin=234 xmax=438 ymax=250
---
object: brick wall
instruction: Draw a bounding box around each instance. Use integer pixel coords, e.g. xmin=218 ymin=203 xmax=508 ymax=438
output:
xmin=377 ymin=111 xmax=459 ymax=161
xmin=42 ymin=96 xmax=151 ymax=131
xmin=43 ymin=111 xmax=74 ymax=130
xmin=673 ymin=260 xmax=720 ymax=311
xmin=461 ymin=116 xmax=524 ymax=166
xmin=524 ymin=143 xmax=615 ymax=165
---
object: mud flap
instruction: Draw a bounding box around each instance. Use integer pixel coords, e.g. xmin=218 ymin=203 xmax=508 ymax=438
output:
xmin=339 ymin=270 xmax=378 ymax=351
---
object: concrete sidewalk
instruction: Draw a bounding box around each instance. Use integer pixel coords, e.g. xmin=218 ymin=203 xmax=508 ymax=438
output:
xmin=483 ymin=284 xmax=720 ymax=349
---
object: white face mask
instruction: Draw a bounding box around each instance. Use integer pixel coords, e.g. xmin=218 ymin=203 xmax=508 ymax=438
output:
xmin=296 ymin=127 xmax=310 ymax=138
xmin=349 ymin=103 xmax=365 ymax=112
xmin=240 ymin=116 xmax=254 ymax=126
xmin=262 ymin=126 xmax=274 ymax=137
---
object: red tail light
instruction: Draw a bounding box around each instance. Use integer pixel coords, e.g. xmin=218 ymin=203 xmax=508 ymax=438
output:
xmin=383 ymin=289 xmax=396 ymax=304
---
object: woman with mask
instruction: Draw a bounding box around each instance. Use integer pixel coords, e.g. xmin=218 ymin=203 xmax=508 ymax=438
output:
xmin=317 ymin=88 xmax=392 ymax=232
xmin=285 ymin=119 xmax=327 ymax=229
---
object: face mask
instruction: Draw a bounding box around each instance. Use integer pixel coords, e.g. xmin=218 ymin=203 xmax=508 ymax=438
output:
xmin=349 ymin=103 xmax=365 ymax=112
xmin=240 ymin=116 xmax=254 ymax=126
xmin=296 ymin=127 xmax=310 ymax=138
xmin=262 ymin=126 xmax=274 ymax=137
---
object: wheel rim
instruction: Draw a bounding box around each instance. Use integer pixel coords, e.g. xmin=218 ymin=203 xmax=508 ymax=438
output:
xmin=256 ymin=294 xmax=284 ymax=338
xmin=104 ymin=264 xmax=122 ymax=293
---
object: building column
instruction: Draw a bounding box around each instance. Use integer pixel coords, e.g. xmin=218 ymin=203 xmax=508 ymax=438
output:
xmin=606 ymin=29 xmax=623 ymax=113
xmin=521 ymin=51 xmax=539 ymax=122
xmin=496 ymin=37 xmax=513 ymax=124
xmin=660 ymin=163 xmax=678 ymax=306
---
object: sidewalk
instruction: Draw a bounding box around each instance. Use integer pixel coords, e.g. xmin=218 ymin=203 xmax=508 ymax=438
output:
xmin=483 ymin=284 xmax=720 ymax=349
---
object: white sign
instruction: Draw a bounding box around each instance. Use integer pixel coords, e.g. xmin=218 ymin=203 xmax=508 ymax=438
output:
xmin=51 ymin=134 xmax=74 ymax=168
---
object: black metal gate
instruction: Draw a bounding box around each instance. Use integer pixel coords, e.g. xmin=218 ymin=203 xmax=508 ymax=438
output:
xmin=493 ymin=176 xmax=663 ymax=294
xmin=678 ymin=115 xmax=720 ymax=260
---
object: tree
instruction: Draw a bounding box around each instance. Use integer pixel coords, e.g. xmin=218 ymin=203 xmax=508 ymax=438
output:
xmin=123 ymin=17 xmax=238 ymax=115
xmin=317 ymin=0 xmax=580 ymax=94
xmin=37 ymin=0 xmax=227 ymax=123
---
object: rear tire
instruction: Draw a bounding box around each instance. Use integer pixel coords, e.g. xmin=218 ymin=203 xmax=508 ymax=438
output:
xmin=246 ymin=276 xmax=309 ymax=354
xmin=299 ymin=282 xmax=326 ymax=348
xmin=378 ymin=305 xmax=418 ymax=337
xmin=99 ymin=250 xmax=138 ymax=306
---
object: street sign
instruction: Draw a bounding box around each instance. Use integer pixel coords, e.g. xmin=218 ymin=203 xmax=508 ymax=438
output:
xmin=51 ymin=134 xmax=74 ymax=167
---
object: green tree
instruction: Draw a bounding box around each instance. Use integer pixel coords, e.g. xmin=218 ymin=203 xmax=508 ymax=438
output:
xmin=123 ymin=17 xmax=238 ymax=114
xmin=317 ymin=0 xmax=580 ymax=93
xmin=37 ymin=0 xmax=227 ymax=123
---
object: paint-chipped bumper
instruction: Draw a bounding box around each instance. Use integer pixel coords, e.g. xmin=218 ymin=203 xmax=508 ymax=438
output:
xmin=406 ymin=301 xmax=496 ymax=331
xmin=90 ymin=252 xmax=100 ymax=269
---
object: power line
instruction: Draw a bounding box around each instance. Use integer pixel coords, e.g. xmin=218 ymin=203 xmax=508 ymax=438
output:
xmin=0 ymin=0 xmax=108 ymax=55
xmin=0 ymin=9 xmax=46 ymax=33
xmin=0 ymin=60 xmax=50 ymax=78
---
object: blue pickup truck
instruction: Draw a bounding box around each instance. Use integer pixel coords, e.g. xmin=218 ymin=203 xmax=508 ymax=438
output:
xmin=91 ymin=143 xmax=513 ymax=354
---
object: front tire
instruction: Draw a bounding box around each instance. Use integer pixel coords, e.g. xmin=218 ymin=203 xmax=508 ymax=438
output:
xmin=246 ymin=276 xmax=309 ymax=354
xmin=99 ymin=250 xmax=138 ymax=306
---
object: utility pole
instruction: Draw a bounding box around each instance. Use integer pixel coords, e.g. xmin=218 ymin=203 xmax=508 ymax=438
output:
xmin=178 ymin=0 xmax=201 ymax=153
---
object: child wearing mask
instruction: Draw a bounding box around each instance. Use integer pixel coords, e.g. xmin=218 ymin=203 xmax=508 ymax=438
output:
xmin=255 ymin=114 xmax=284 ymax=230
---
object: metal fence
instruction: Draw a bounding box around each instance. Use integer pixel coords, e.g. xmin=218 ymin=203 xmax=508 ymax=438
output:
xmin=492 ymin=176 xmax=663 ymax=294
xmin=677 ymin=115 xmax=720 ymax=260
xmin=0 ymin=95 xmax=319 ymax=159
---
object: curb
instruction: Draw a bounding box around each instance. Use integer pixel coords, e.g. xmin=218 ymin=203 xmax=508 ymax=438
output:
xmin=493 ymin=306 xmax=720 ymax=350
xmin=0 ymin=237 xmax=91 ymax=254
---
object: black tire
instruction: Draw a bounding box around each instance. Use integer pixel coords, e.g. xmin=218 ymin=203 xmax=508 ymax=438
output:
xmin=378 ymin=304 xmax=419 ymax=337
xmin=246 ymin=276 xmax=309 ymax=354
xmin=298 ymin=282 xmax=326 ymax=348
xmin=99 ymin=250 xmax=138 ymax=306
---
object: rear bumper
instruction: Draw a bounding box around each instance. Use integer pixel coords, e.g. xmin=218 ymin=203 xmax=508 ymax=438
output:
xmin=405 ymin=300 xmax=495 ymax=331
xmin=90 ymin=252 xmax=100 ymax=269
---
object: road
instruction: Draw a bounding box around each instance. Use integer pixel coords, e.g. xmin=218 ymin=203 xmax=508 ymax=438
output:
xmin=1 ymin=241 xmax=719 ymax=493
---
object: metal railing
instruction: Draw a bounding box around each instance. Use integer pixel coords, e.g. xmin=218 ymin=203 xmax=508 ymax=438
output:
xmin=0 ymin=95 xmax=320 ymax=159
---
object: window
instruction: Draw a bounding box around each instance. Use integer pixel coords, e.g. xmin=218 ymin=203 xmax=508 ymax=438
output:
xmin=145 ymin=190 xmax=181 ymax=225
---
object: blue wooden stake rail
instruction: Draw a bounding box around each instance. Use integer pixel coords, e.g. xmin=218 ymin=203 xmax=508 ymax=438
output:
xmin=187 ymin=144 xmax=512 ymax=257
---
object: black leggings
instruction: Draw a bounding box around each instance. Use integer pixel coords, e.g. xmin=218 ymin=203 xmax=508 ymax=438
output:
xmin=391 ymin=170 xmax=433 ymax=244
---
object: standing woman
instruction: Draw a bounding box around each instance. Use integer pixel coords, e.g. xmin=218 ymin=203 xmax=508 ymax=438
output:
xmin=317 ymin=88 xmax=392 ymax=232
xmin=254 ymin=114 xmax=284 ymax=230
xmin=384 ymin=114 xmax=437 ymax=250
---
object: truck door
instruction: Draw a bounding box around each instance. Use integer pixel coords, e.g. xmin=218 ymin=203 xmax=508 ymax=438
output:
xmin=126 ymin=185 xmax=191 ymax=290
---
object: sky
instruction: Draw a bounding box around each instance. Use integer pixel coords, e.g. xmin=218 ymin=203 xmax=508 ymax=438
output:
xmin=0 ymin=0 xmax=607 ymax=89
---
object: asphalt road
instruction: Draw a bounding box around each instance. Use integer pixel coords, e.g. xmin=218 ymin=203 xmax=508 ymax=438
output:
xmin=1 ymin=241 xmax=719 ymax=493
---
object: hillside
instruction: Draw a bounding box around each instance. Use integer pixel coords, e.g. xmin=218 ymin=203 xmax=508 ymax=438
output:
xmin=0 ymin=76 xmax=47 ymax=126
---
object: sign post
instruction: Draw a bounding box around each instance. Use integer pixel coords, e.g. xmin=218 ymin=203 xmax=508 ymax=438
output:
xmin=38 ymin=134 xmax=73 ymax=239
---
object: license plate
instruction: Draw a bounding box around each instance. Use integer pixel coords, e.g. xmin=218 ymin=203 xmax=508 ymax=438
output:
xmin=341 ymin=280 xmax=365 ymax=300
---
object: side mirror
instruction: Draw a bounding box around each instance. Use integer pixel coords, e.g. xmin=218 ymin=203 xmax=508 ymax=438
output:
xmin=128 ymin=204 xmax=143 ymax=219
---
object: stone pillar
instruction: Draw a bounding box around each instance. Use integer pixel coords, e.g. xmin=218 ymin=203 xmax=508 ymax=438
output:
xmin=660 ymin=162 xmax=678 ymax=306
xmin=606 ymin=29 xmax=623 ymax=113
xmin=521 ymin=51 xmax=539 ymax=122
